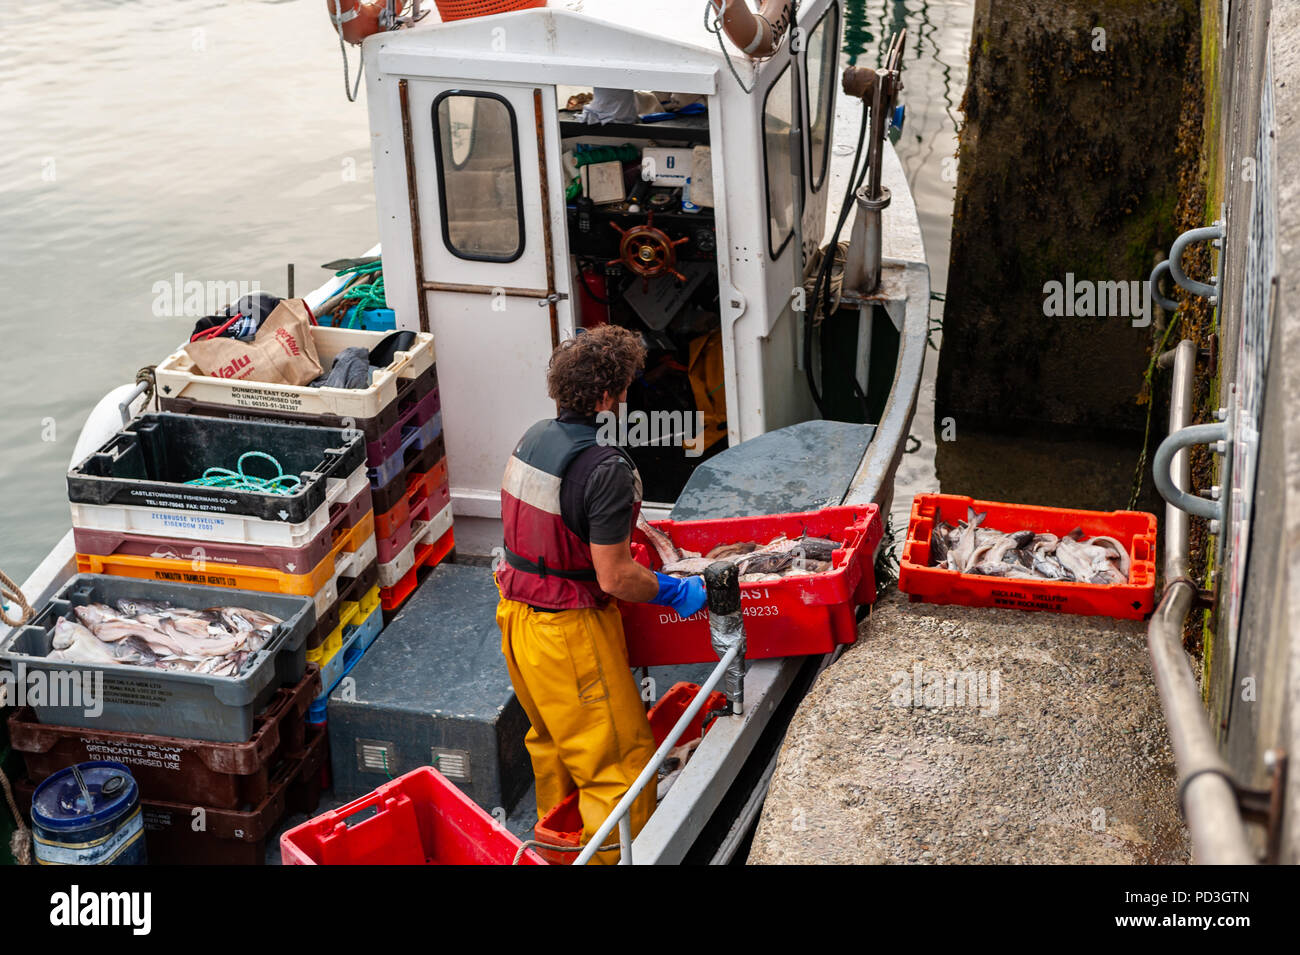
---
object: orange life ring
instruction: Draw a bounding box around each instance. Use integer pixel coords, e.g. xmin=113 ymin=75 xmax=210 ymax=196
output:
xmin=710 ymin=0 xmax=792 ymax=59
xmin=327 ymin=0 xmax=404 ymax=45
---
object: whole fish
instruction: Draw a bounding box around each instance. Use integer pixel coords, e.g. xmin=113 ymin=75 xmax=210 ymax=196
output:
xmin=785 ymin=560 xmax=832 ymax=576
xmin=792 ymin=536 xmax=838 ymax=562
xmin=706 ymin=541 xmax=757 ymax=560
xmin=1054 ymin=535 xmax=1098 ymax=582
xmin=160 ymin=613 xmax=221 ymax=640
xmin=736 ymin=551 xmax=795 ymax=576
xmin=120 ymin=635 xmax=160 ymax=665
xmin=213 ymin=606 xmax=280 ymax=631
xmin=115 ymin=598 xmax=172 ymax=617
xmin=660 ymin=556 xmax=717 ymax=576
xmin=948 ymin=508 xmax=986 ymax=574
xmin=638 ymin=513 xmax=682 ymax=567
xmin=1087 ymin=535 xmax=1131 ymax=579
xmin=930 ymin=522 xmax=953 ymax=565
xmin=50 ymin=617 xmax=121 ymax=664
xmin=970 ymin=561 xmax=1040 ymax=579
xmin=751 ymin=536 xmax=803 ymax=556
xmin=74 ymin=605 xmax=161 ymax=643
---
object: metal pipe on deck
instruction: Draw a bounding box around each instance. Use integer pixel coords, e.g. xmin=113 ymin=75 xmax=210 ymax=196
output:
xmin=840 ymin=30 xmax=905 ymax=296
xmin=1147 ymin=339 xmax=1255 ymax=864
xmin=575 ymin=644 xmax=742 ymax=865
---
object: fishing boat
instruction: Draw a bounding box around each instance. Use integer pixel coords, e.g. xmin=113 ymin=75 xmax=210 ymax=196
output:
xmin=5 ymin=0 xmax=929 ymax=864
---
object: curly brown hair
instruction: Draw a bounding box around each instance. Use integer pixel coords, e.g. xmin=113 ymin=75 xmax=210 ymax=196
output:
xmin=547 ymin=325 xmax=646 ymax=416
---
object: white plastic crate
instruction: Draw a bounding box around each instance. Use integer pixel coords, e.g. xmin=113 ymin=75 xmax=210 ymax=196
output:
xmin=154 ymin=327 xmax=435 ymax=421
xmin=69 ymin=463 xmax=368 ymax=549
xmin=377 ymin=501 xmax=453 ymax=589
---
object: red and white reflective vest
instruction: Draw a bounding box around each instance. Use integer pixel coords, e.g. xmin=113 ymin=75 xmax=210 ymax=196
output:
xmin=498 ymin=417 xmax=642 ymax=610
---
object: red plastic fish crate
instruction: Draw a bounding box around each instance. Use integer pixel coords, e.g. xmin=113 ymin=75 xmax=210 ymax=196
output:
xmin=279 ymin=765 xmax=544 ymax=865
xmin=533 ymin=681 xmax=728 ymax=865
xmin=898 ymin=493 xmax=1158 ymax=619
xmin=620 ymin=505 xmax=882 ymax=668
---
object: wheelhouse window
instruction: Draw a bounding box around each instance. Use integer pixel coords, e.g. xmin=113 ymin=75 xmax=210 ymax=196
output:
xmin=763 ymin=62 xmax=797 ymax=259
xmin=805 ymin=2 xmax=839 ymax=192
xmin=431 ymin=91 xmax=525 ymax=262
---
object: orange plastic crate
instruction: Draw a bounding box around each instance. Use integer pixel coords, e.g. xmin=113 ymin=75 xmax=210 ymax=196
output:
xmin=77 ymin=512 xmax=375 ymax=596
xmin=898 ymin=493 xmax=1157 ymax=619
xmin=434 ymin=0 xmax=545 ymax=22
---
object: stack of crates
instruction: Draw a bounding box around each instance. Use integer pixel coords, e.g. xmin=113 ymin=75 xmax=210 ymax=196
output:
xmin=366 ymin=361 xmax=453 ymax=620
xmin=6 ymin=675 xmax=329 ymax=865
xmin=66 ymin=412 xmax=378 ymax=720
xmin=0 ymin=574 xmax=326 ymax=864
xmin=152 ymin=326 xmax=449 ymax=711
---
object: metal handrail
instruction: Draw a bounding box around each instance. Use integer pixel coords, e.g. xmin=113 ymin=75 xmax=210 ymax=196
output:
xmin=1148 ymin=259 xmax=1181 ymax=313
xmin=1152 ymin=421 xmax=1228 ymax=521
xmin=1168 ymin=223 xmax=1224 ymax=303
xmin=1146 ymin=339 xmax=1255 ymax=864
xmin=575 ymin=644 xmax=742 ymax=865
xmin=117 ymin=379 xmax=150 ymax=426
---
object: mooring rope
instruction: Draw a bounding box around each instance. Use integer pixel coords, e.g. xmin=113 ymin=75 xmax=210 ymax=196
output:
xmin=330 ymin=0 xmax=365 ymax=103
xmin=0 ymin=568 xmax=32 ymax=628
xmin=804 ymin=241 xmax=849 ymax=323
xmin=135 ymin=365 xmax=157 ymax=412
xmin=0 ymin=770 xmax=32 ymax=865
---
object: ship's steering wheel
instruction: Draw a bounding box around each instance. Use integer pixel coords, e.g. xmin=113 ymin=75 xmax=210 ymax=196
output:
xmin=608 ymin=211 xmax=690 ymax=289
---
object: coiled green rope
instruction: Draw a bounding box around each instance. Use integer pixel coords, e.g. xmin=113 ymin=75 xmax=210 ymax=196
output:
xmin=185 ymin=451 xmax=303 ymax=496
xmin=331 ymin=261 xmax=387 ymax=327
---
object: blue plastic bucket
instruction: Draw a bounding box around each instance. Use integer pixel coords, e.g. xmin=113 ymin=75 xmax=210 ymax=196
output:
xmin=31 ymin=761 xmax=147 ymax=865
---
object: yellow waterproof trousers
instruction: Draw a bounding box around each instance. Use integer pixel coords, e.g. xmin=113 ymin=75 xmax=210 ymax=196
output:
xmin=497 ymin=594 xmax=657 ymax=865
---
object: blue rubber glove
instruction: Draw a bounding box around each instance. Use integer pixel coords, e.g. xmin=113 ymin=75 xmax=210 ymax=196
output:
xmin=650 ymin=572 xmax=708 ymax=619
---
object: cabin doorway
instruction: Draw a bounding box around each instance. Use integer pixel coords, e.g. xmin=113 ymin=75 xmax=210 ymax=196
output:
xmin=558 ymin=88 xmax=728 ymax=503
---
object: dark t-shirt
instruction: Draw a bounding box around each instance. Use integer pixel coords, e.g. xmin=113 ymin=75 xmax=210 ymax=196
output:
xmin=559 ymin=445 xmax=637 ymax=545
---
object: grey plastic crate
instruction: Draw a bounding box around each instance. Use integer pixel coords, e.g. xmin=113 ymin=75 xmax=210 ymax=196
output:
xmin=0 ymin=575 xmax=315 ymax=743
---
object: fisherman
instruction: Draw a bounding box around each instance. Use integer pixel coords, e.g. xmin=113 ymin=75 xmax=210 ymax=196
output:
xmin=495 ymin=325 xmax=708 ymax=864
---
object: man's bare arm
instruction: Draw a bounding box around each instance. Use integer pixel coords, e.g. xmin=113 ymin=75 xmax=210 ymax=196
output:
xmin=591 ymin=539 xmax=661 ymax=602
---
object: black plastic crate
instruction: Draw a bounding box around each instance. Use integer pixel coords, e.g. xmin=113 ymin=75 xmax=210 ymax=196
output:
xmin=67 ymin=413 xmax=365 ymax=524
